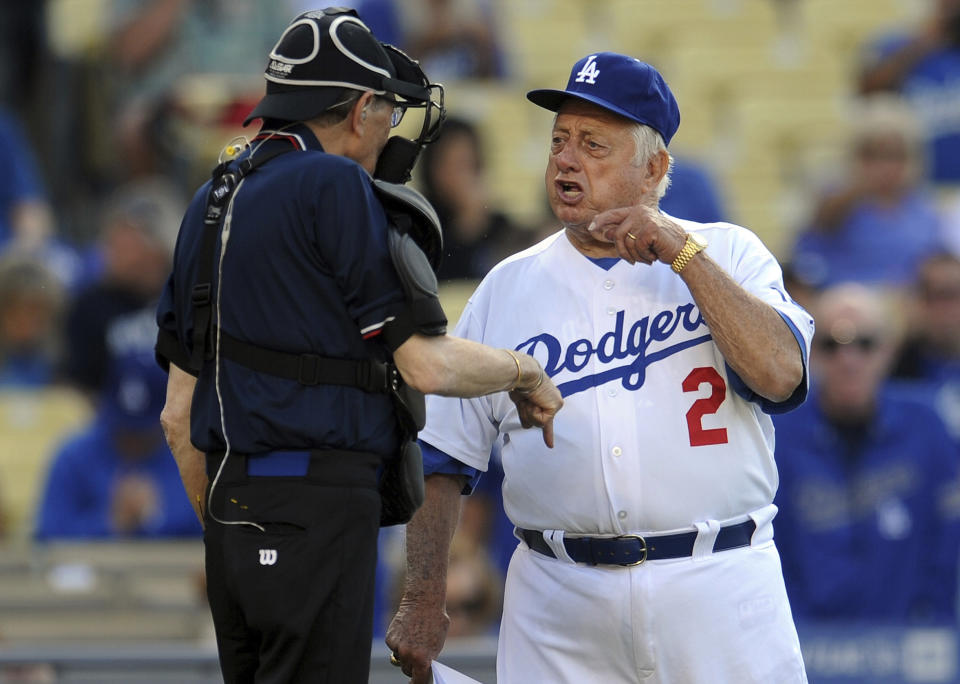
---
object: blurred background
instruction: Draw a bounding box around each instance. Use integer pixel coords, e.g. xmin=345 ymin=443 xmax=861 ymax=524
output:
xmin=2 ymin=0 xmax=960 ymax=682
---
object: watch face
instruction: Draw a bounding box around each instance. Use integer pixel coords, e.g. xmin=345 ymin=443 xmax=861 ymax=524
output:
xmin=690 ymin=232 xmax=708 ymax=248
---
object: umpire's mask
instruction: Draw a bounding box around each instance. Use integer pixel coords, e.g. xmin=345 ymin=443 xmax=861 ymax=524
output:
xmin=243 ymin=7 xmax=445 ymax=184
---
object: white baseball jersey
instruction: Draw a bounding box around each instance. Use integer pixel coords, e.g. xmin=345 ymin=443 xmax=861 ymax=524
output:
xmin=421 ymin=216 xmax=815 ymax=536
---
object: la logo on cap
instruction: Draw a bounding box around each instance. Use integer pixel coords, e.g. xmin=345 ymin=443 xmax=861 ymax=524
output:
xmin=575 ymin=55 xmax=600 ymax=85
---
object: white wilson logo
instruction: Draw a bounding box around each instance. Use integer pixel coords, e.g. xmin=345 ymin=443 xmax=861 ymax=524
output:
xmin=259 ymin=549 xmax=277 ymax=565
xmin=575 ymin=55 xmax=600 ymax=84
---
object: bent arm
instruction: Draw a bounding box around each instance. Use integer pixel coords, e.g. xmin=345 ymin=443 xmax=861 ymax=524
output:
xmin=591 ymin=205 xmax=805 ymax=403
xmin=159 ymin=363 xmax=207 ymax=525
xmin=680 ymin=255 xmax=804 ymax=403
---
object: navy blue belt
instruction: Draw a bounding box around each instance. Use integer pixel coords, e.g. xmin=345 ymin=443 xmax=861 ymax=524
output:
xmin=246 ymin=450 xmax=311 ymax=476
xmin=205 ymin=449 xmax=382 ymax=487
xmin=518 ymin=519 xmax=757 ymax=566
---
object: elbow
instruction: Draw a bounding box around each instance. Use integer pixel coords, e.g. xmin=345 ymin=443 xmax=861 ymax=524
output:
xmin=159 ymin=402 xmax=186 ymax=445
xmin=763 ymin=357 xmax=805 ymax=404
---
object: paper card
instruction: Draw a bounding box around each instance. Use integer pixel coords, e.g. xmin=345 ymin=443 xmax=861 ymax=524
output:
xmin=431 ymin=660 xmax=485 ymax=684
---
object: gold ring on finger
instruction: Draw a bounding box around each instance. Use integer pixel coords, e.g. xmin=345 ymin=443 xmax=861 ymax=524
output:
xmin=626 ymin=232 xmax=637 ymax=240
xmin=390 ymin=653 xmax=401 ymax=667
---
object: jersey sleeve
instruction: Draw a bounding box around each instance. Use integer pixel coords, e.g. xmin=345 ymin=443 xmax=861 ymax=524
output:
xmin=154 ymin=190 xmax=208 ymax=375
xmin=312 ymin=165 xmax=407 ymax=342
xmin=420 ymin=440 xmax=482 ymax=494
xmin=155 ymin=272 xmax=193 ymax=374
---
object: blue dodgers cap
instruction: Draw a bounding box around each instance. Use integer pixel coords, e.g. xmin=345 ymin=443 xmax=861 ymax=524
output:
xmin=99 ymin=345 xmax=168 ymax=433
xmin=526 ymin=52 xmax=681 ymax=145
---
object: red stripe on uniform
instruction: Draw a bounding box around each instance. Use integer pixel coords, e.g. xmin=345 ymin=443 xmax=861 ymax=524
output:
xmin=251 ymin=133 xmax=304 ymax=149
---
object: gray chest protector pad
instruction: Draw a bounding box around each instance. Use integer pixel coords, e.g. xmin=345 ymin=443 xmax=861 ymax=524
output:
xmin=372 ymin=181 xmax=449 ymax=527
xmin=372 ymin=180 xmax=449 ymax=437
xmin=374 ymin=179 xmax=447 ymax=350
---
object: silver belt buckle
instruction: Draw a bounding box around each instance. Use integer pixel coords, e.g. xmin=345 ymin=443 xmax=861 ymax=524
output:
xmin=615 ymin=535 xmax=647 ymax=566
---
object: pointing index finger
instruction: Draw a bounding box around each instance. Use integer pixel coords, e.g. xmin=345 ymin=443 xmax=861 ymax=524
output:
xmin=588 ymin=206 xmax=632 ymax=235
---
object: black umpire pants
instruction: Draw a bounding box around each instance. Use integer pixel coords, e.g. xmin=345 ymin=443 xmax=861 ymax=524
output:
xmin=203 ymin=449 xmax=383 ymax=684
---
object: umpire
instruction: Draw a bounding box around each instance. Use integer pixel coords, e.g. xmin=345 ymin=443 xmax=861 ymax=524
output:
xmin=155 ymin=8 xmax=561 ymax=683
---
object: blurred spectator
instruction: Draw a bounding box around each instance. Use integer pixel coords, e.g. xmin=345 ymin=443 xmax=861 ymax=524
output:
xmin=780 ymin=259 xmax=820 ymax=316
xmin=789 ymin=94 xmax=945 ymax=289
xmin=61 ymin=177 xmax=182 ymax=397
xmin=34 ymin=312 xmax=201 ymax=540
xmin=773 ymin=283 xmax=960 ymax=624
xmin=858 ymin=0 xmax=960 ymax=184
xmin=102 ymin=0 xmax=289 ymax=182
xmin=0 ymin=108 xmax=85 ymax=290
xmin=890 ymin=250 xmax=960 ymax=441
xmin=419 ymin=117 xmax=528 ymax=281
xmin=660 ymin=156 xmax=728 ymax=224
xmin=386 ymin=533 xmax=503 ymax=640
xmin=396 ymin=0 xmax=505 ymax=81
xmin=444 ymin=537 xmax=503 ymax=638
xmin=0 ymin=255 xmax=65 ymax=388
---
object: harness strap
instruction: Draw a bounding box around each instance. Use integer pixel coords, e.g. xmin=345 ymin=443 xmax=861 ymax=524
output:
xmin=190 ymin=145 xmax=296 ymax=372
xmin=216 ymin=327 xmax=395 ymax=393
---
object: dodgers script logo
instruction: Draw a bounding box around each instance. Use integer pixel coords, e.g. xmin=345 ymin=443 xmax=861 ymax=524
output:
xmin=515 ymin=304 xmax=711 ymax=398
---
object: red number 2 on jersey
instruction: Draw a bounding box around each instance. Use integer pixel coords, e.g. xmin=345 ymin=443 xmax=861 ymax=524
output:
xmin=682 ymin=367 xmax=729 ymax=446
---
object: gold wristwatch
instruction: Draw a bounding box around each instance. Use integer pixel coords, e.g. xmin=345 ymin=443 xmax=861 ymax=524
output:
xmin=670 ymin=232 xmax=708 ymax=273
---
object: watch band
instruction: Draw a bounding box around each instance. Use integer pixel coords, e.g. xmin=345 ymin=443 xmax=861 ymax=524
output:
xmin=671 ymin=234 xmax=706 ymax=274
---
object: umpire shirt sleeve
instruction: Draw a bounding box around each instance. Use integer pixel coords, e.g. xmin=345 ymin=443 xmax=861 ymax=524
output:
xmin=154 ymin=184 xmax=209 ymax=376
xmin=313 ymin=164 xmax=411 ymax=348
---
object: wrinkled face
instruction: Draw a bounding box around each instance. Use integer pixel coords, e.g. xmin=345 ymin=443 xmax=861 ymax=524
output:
xmin=854 ymin=134 xmax=913 ymax=197
xmin=545 ymin=100 xmax=650 ymax=238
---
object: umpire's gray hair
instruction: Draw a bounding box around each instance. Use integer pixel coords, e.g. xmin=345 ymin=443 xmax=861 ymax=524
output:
xmin=630 ymin=123 xmax=673 ymax=200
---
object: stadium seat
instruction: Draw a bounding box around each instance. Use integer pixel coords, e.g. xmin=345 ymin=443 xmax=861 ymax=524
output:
xmin=0 ymin=388 xmax=91 ymax=540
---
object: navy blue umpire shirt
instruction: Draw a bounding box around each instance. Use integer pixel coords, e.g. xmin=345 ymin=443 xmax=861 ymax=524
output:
xmin=156 ymin=123 xmax=408 ymax=458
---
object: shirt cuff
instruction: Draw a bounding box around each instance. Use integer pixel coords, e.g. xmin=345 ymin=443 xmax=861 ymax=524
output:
xmin=419 ymin=439 xmax=482 ymax=495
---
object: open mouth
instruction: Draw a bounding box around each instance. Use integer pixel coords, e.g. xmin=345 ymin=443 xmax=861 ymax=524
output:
xmin=555 ymin=179 xmax=583 ymax=202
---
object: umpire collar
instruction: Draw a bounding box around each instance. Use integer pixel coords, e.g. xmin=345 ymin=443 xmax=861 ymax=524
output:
xmin=251 ymin=121 xmax=324 ymax=153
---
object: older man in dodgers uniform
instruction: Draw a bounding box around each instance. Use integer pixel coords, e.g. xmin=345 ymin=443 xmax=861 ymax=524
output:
xmin=386 ymin=52 xmax=814 ymax=683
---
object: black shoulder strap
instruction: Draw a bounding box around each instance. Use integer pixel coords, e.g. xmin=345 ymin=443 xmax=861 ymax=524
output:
xmin=190 ymin=146 xmax=295 ymax=372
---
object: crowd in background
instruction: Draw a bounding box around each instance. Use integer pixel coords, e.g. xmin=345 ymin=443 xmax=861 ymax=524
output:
xmin=2 ymin=0 xmax=960 ymax=646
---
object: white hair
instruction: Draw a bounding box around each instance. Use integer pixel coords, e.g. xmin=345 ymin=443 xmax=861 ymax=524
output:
xmin=630 ymin=123 xmax=673 ymax=200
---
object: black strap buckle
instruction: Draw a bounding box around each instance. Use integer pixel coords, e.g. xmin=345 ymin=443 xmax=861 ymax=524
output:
xmin=297 ymin=354 xmax=321 ymax=385
xmin=356 ymin=361 xmax=390 ymax=392
xmin=192 ymin=283 xmax=211 ymax=306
